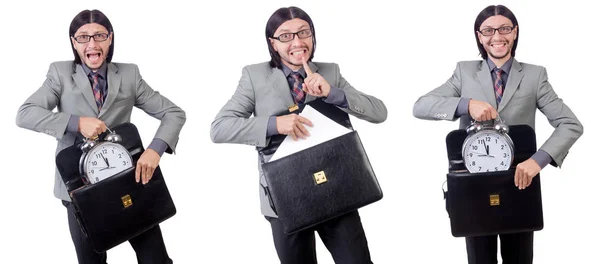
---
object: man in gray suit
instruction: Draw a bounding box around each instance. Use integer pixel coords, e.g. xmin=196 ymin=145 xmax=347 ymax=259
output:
xmin=16 ymin=9 xmax=185 ymax=264
xmin=211 ymin=6 xmax=386 ymax=264
xmin=413 ymin=5 xmax=583 ymax=264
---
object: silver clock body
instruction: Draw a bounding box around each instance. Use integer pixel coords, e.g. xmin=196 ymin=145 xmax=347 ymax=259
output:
xmin=462 ymin=119 xmax=515 ymax=173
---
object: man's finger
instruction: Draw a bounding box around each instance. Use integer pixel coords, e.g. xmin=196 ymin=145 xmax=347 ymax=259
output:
xmin=293 ymin=124 xmax=306 ymax=139
xmin=144 ymin=165 xmax=151 ymax=184
xmin=135 ymin=162 xmax=141 ymax=183
xmin=298 ymin=116 xmax=313 ymax=127
xmin=302 ymin=56 xmax=313 ymax=76
xmin=296 ymin=121 xmax=310 ymax=137
xmin=514 ymin=168 xmax=520 ymax=187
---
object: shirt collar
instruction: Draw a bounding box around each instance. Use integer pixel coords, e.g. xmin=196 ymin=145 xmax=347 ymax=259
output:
xmin=81 ymin=62 xmax=108 ymax=79
xmin=486 ymin=56 xmax=513 ymax=74
xmin=281 ymin=63 xmax=307 ymax=78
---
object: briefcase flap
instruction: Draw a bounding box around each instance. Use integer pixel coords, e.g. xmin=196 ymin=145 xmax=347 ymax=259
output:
xmin=70 ymin=165 xmax=176 ymax=252
xmin=446 ymin=169 xmax=543 ymax=237
xmin=262 ymin=131 xmax=382 ymax=234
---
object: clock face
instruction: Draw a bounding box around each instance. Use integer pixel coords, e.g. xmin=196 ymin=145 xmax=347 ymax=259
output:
xmin=83 ymin=142 xmax=133 ymax=184
xmin=463 ymin=131 xmax=513 ymax=173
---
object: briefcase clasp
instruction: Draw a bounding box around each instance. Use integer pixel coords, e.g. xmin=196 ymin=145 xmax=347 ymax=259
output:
xmin=121 ymin=194 xmax=133 ymax=208
xmin=313 ymin=171 xmax=327 ymax=185
xmin=489 ymin=194 xmax=500 ymax=206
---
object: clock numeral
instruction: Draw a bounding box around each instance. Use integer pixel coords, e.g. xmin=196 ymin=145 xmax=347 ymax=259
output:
xmin=112 ymin=149 xmax=115 ymax=154
xmin=471 ymin=161 xmax=476 ymax=166
xmin=501 ymin=145 xmax=505 ymax=150
xmin=95 ymin=177 xmax=99 ymax=182
xmin=102 ymin=149 xmax=108 ymax=154
xmin=472 ymin=145 xmax=478 ymax=150
xmin=92 ymin=161 xmax=97 ymax=166
xmin=495 ymin=139 xmax=498 ymax=144
xmin=486 ymin=136 xmax=491 ymax=142
xmin=469 ymin=153 xmax=473 ymax=157
xmin=478 ymin=166 xmax=482 ymax=171
xmin=478 ymin=139 xmax=484 ymax=144
xmin=495 ymin=167 xmax=498 ymax=171
xmin=90 ymin=169 xmax=94 ymax=174
xmin=503 ymin=153 xmax=507 ymax=158
xmin=501 ymin=161 xmax=505 ymax=166
xmin=95 ymin=154 xmax=102 ymax=159
xmin=123 ymin=161 xmax=127 ymax=166
xmin=118 ymin=154 xmax=122 ymax=159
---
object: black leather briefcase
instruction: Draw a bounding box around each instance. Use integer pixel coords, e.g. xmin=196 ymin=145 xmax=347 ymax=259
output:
xmin=55 ymin=122 xmax=176 ymax=253
xmin=260 ymin=100 xmax=383 ymax=234
xmin=444 ymin=124 xmax=544 ymax=237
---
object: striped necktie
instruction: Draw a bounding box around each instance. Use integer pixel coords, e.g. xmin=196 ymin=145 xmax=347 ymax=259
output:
xmin=494 ymin=68 xmax=503 ymax=106
xmin=290 ymin=72 xmax=305 ymax=105
xmin=90 ymin=72 xmax=104 ymax=111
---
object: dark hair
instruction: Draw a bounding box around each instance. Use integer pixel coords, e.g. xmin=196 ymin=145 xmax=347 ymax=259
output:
xmin=69 ymin=9 xmax=114 ymax=65
xmin=265 ymin=6 xmax=316 ymax=69
xmin=474 ymin=5 xmax=519 ymax=60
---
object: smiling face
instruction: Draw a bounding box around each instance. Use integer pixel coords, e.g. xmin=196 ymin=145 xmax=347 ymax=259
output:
xmin=477 ymin=15 xmax=517 ymax=66
xmin=269 ymin=18 xmax=313 ymax=71
xmin=71 ymin=23 xmax=112 ymax=70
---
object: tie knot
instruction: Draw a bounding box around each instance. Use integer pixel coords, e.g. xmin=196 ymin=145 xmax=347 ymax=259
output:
xmin=494 ymin=68 xmax=503 ymax=75
xmin=90 ymin=71 xmax=100 ymax=80
xmin=290 ymin=71 xmax=301 ymax=80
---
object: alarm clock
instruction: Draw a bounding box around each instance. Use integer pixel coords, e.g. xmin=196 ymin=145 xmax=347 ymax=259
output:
xmin=462 ymin=117 xmax=514 ymax=173
xmin=79 ymin=129 xmax=133 ymax=184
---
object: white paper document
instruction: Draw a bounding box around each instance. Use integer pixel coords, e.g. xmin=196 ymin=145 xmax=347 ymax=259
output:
xmin=269 ymin=105 xmax=352 ymax=162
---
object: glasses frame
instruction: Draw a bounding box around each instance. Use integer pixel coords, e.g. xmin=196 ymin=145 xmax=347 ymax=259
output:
xmin=73 ymin=33 xmax=110 ymax=44
xmin=477 ymin=26 xmax=515 ymax=36
xmin=270 ymin=29 xmax=313 ymax=43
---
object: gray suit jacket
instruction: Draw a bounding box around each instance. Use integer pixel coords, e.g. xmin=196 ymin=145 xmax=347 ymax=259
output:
xmin=210 ymin=61 xmax=387 ymax=217
xmin=413 ymin=58 xmax=583 ymax=168
xmin=16 ymin=61 xmax=186 ymax=201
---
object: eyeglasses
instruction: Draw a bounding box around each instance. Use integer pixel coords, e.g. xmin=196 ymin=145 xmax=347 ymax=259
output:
xmin=73 ymin=33 xmax=110 ymax=43
xmin=271 ymin=29 xmax=312 ymax=43
xmin=478 ymin=26 xmax=514 ymax=36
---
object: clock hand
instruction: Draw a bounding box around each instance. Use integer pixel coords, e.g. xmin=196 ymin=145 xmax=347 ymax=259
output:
xmin=100 ymin=154 xmax=109 ymax=167
xmin=483 ymin=140 xmax=489 ymax=155
xmin=99 ymin=166 xmax=116 ymax=171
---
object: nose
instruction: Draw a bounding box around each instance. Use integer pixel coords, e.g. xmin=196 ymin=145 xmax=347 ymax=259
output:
xmin=87 ymin=38 xmax=98 ymax=48
xmin=291 ymin=34 xmax=303 ymax=46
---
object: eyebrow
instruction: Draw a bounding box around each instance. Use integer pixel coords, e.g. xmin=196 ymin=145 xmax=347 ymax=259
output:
xmin=481 ymin=24 xmax=513 ymax=28
xmin=76 ymin=30 xmax=108 ymax=35
xmin=277 ymin=25 xmax=310 ymax=34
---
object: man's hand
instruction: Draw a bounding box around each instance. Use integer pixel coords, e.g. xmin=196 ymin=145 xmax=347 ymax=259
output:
xmin=79 ymin=117 xmax=107 ymax=139
xmin=468 ymin=99 xmax=498 ymax=121
xmin=301 ymin=56 xmax=331 ymax=97
xmin=276 ymin=114 xmax=313 ymax=140
xmin=514 ymin=158 xmax=541 ymax=190
xmin=135 ymin=149 xmax=160 ymax=185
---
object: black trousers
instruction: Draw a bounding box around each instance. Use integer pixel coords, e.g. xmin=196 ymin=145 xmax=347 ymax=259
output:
xmin=63 ymin=201 xmax=173 ymax=264
xmin=466 ymin=232 xmax=534 ymax=264
xmin=267 ymin=210 xmax=372 ymax=264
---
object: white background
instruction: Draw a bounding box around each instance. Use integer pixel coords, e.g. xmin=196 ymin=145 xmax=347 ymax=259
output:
xmin=0 ymin=0 xmax=597 ymax=263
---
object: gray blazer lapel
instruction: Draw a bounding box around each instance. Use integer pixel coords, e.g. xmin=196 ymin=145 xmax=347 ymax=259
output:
xmin=100 ymin=63 xmax=122 ymax=116
xmin=476 ymin=61 xmax=498 ymax=108
xmin=498 ymin=59 xmax=524 ymax=112
xmin=72 ymin=64 xmax=99 ymax=115
xmin=268 ymin=68 xmax=295 ymax=110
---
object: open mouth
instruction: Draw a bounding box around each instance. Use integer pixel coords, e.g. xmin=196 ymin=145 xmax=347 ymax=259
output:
xmin=86 ymin=52 xmax=102 ymax=62
xmin=491 ymin=42 xmax=507 ymax=48
xmin=290 ymin=49 xmax=307 ymax=59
